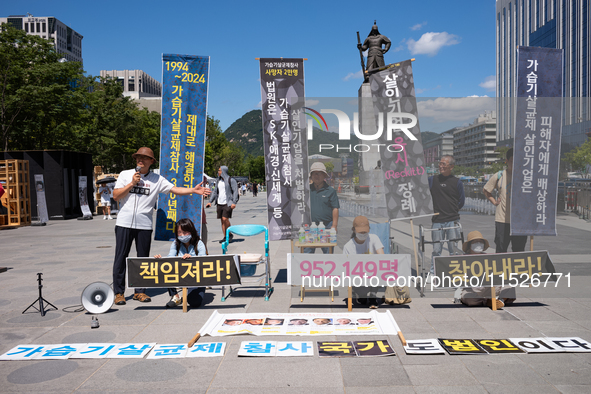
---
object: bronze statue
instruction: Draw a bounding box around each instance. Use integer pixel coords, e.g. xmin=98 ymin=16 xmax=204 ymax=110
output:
xmin=357 ymin=21 xmax=391 ymax=76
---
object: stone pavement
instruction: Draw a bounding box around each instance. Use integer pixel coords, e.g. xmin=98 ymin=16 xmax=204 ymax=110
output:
xmin=1 ymin=192 xmax=590 ymax=393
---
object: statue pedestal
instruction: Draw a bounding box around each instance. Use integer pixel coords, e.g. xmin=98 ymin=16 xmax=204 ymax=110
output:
xmin=357 ymin=82 xmax=386 ymax=216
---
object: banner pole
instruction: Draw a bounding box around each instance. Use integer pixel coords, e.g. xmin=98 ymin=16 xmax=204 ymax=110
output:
xmin=410 ymin=219 xmax=420 ymax=280
xmin=530 ymin=236 xmax=534 ymax=251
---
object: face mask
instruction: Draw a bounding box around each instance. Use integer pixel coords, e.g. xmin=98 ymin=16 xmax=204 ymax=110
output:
xmin=178 ymin=234 xmax=192 ymax=244
xmin=471 ymin=241 xmax=484 ymax=253
xmin=356 ymin=232 xmax=369 ymax=241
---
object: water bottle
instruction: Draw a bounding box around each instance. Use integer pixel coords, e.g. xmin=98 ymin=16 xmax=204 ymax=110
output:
xmin=304 ymin=224 xmax=310 ymax=243
xmin=318 ymin=223 xmax=325 ymax=243
xmin=310 ymin=223 xmax=318 ymax=243
xmin=330 ymin=228 xmax=337 ymax=244
xmin=298 ymin=227 xmax=305 ymax=243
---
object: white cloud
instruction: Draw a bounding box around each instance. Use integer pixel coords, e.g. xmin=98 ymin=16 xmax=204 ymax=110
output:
xmin=417 ymin=97 xmax=495 ymax=123
xmin=410 ymin=22 xmax=427 ymax=31
xmin=479 ymin=75 xmax=496 ymax=91
xmin=343 ymin=70 xmax=363 ymax=81
xmin=406 ymin=32 xmax=460 ymax=56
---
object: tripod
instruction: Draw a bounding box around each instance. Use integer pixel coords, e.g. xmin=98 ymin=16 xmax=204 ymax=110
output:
xmin=22 ymin=273 xmax=57 ymax=317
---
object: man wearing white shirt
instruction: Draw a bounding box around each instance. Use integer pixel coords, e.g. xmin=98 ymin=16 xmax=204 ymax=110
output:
xmin=111 ymin=147 xmax=210 ymax=305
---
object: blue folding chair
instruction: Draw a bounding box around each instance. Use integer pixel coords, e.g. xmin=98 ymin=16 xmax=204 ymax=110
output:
xmin=221 ymin=224 xmax=273 ymax=301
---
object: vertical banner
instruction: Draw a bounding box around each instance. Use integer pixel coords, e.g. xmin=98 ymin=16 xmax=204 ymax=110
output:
xmin=78 ymin=176 xmax=92 ymax=217
xmin=512 ymin=46 xmax=563 ymax=236
xmin=259 ymin=58 xmax=309 ymax=241
xmin=156 ymin=54 xmax=209 ymax=241
xmin=34 ymin=174 xmax=49 ymax=223
xmin=369 ymin=60 xmax=433 ymax=220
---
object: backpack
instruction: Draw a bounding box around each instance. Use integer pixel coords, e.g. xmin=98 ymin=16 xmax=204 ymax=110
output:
xmin=229 ymin=177 xmax=239 ymax=203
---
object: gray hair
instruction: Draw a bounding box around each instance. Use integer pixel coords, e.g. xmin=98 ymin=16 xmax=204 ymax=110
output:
xmin=441 ymin=155 xmax=455 ymax=166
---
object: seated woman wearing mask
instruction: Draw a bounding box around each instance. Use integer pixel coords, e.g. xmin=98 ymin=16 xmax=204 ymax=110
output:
xmin=459 ymin=231 xmax=516 ymax=309
xmin=343 ymin=216 xmax=411 ymax=309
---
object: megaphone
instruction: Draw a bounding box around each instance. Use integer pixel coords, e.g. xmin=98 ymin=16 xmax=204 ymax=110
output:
xmin=81 ymin=282 xmax=114 ymax=314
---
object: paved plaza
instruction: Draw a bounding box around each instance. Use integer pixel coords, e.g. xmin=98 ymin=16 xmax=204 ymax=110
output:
xmin=1 ymin=192 xmax=590 ymax=393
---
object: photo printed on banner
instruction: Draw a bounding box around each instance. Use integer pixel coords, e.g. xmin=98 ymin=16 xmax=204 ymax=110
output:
xmin=369 ymin=59 xmax=433 ymax=220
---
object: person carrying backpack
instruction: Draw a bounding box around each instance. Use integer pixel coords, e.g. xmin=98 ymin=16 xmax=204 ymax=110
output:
xmin=205 ymin=166 xmax=239 ymax=244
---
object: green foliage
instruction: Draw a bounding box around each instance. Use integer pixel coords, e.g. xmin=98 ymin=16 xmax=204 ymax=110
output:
xmin=564 ymin=139 xmax=591 ymax=175
xmin=204 ymin=116 xmax=247 ymax=177
xmin=0 ymin=23 xmax=86 ymax=151
xmin=0 ymin=24 xmax=161 ymax=173
xmin=245 ymin=155 xmax=265 ymax=182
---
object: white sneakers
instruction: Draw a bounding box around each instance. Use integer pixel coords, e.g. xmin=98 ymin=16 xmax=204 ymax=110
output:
xmin=103 ymin=216 xmax=113 ymax=220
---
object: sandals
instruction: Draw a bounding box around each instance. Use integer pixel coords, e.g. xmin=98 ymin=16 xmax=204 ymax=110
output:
xmin=132 ymin=293 xmax=151 ymax=302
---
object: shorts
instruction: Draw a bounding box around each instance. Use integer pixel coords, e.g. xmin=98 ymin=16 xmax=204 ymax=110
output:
xmin=217 ymin=204 xmax=233 ymax=219
xmin=101 ymin=200 xmax=111 ymax=207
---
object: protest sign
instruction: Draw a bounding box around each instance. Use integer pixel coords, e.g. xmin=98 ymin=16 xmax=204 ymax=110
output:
xmin=259 ymin=58 xmax=310 ymax=240
xmin=198 ymin=310 xmax=400 ymax=337
xmin=369 ymin=60 xmax=433 ymax=220
xmin=126 ymin=255 xmax=240 ymax=288
xmin=288 ymin=253 xmax=412 ymax=287
xmin=433 ymin=250 xmax=557 ymax=286
xmin=512 ymin=46 xmax=563 ymax=236
xmin=156 ymin=54 xmax=209 ymax=241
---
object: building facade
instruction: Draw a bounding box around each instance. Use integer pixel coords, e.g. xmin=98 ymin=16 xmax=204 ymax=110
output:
xmin=100 ymin=70 xmax=162 ymax=99
xmin=423 ymin=130 xmax=455 ymax=172
xmin=496 ymin=0 xmax=591 ymax=152
xmin=0 ymin=14 xmax=83 ymax=63
xmin=453 ymin=112 xmax=498 ymax=168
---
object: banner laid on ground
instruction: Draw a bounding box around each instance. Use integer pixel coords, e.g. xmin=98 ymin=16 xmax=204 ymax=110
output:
xmin=126 ymin=255 xmax=240 ymax=288
xmin=434 ymin=250 xmax=557 ymax=286
xmin=156 ymin=54 xmax=209 ymax=241
xmin=512 ymin=46 xmax=563 ymax=236
xmin=259 ymin=58 xmax=310 ymax=241
xmin=34 ymin=174 xmax=48 ymax=223
xmin=368 ymin=60 xmax=433 ymax=220
xmin=199 ymin=310 xmax=400 ymax=337
xmin=0 ymin=343 xmax=227 ymax=360
xmin=78 ymin=176 xmax=92 ymax=217
xmin=288 ymin=253 xmax=412 ymax=287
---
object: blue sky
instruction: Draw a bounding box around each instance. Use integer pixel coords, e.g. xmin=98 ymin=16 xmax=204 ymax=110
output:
xmin=5 ymin=0 xmax=498 ymax=132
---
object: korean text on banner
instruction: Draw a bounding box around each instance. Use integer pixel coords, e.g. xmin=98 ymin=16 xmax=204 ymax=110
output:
xmin=259 ymin=58 xmax=310 ymax=241
xmin=156 ymin=54 xmax=209 ymax=241
xmin=512 ymin=46 xmax=563 ymax=236
xmin=368 ymin=60 xmax=433 ymax=220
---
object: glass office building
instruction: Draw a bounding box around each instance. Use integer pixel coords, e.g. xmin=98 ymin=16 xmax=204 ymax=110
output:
xmin=496 ymin=0 xmax=590 ymax=152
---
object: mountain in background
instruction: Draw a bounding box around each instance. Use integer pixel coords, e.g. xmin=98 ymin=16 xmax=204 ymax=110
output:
xmin=223 ymin=109 xmax=359 ymax=162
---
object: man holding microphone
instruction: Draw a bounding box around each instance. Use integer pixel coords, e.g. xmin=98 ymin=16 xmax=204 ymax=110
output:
xmin=111 ymin=147 xmax=210 ymax=305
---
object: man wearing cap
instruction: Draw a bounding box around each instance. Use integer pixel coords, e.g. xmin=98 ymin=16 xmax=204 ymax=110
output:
xmin=458 ymin=230 xmax=516 ymax=309
xmin=111 ymin=147 xmax=211 ymax=305
xmin=307 ymin=162 xmax=340 ymax=254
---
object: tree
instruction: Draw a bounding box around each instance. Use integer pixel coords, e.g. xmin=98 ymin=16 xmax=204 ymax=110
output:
xmin=564 ymin=139 xmax=591 ymax=176
xmin=246 ymin=155 xmax=265 ymax=182
xmin=204 ymin=116 xmax=246 ymax=176
xmin=0 ymin=23 xmax=85 ymax=151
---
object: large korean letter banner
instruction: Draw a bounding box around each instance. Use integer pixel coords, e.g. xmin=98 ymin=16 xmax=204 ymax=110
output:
xmin=126 ymin=255 xmax=240 ymax=288
xmin=369 ymin=60 xmax=433 ymax=220
xmin=434 ymin=251 xmax=557 ymax=286
xmin=259 ymin=58 xmax=310 ymax=241
xmin=512 ymin=46 xmax=563 ymax=236
xmin=156 ymin=54 xmax=209 ymax=241
xmin=287 ymin=253 xmax=412 ymax=287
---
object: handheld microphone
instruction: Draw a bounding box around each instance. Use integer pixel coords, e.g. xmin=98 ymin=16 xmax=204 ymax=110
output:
xmin=135 ymin=166 xmax=141 ymax=173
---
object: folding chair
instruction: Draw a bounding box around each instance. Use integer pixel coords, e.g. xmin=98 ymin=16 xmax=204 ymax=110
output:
xmin=220 ymin=224 xmax=273 ymax=301
xmin=417 ymin=222 xmax=464 ymax=297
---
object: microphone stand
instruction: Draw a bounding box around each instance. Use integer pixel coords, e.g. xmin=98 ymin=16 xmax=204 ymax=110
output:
xmin=22 ymin=273 xmax=58 ymax=317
